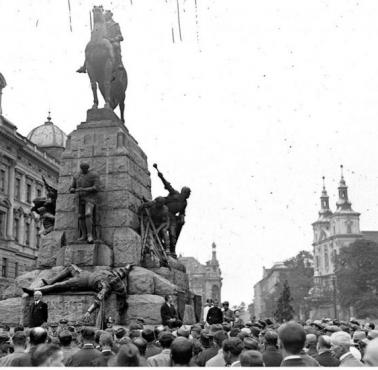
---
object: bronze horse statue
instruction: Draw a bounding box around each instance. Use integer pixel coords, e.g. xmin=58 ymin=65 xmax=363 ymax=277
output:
xmin=82 ymin=6 xmax=127 ymax=122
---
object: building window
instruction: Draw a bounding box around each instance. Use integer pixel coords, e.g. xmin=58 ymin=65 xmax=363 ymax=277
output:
xmin=36 ymin=224 xmax=40 ymax=249
xmin=26 ymin=183 xmax=32 ymax=203
xmin=25 ymin=222 xmax=30 ymax=246
xmin=2 ymin=258 xmax=7 ymax=277
xmin=13 ymin=218 xmax=19 ymax=241
xmin=346 ymin=220 xmax=352 ymax=234
xmin=36 ymin=185 xmax=42 ymax=198
xmin=0 ymin=211 xmax=6 ymax=238
xmin=15 ymin=178 xmax=21 ymax=200
xmin=324 ymin=247 xmax=329 ymax=272
xmin=0 ymin=169 xmax=6 ymax=193
xmin=14 ymin=262 xmax=18 ymax=278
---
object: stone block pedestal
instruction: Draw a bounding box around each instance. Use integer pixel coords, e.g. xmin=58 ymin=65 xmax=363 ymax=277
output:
xmin=56 ymin=243 xmax=113 ymax=267
xmin=37 ymin=231 xmax=66 ymax=269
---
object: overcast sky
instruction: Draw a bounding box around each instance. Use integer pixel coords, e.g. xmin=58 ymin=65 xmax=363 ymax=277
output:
xmin=2 ymin=0 xmax=378 ymax=305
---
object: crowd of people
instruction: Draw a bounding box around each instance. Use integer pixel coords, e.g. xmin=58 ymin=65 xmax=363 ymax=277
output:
xmin=0 ymin=296 xmax=378 ymax=366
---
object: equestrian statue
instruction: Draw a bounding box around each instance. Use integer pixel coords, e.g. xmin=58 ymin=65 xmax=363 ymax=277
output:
xmin=77 ymin=6 xmax=127 ymax=123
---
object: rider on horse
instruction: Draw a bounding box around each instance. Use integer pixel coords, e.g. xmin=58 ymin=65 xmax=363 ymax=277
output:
xmin=77 ymin=9 xmax=124 ymax=74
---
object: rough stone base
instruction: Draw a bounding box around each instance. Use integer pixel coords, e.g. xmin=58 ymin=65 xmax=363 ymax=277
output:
xmin=127 ymin=294 xmax=165 ymax=324
xmin=0 ymin=297 xmax=23 ymax=325
xmin=37 ymin=231 xmax=66 ymax=268
xmin=56 ymin=242 xmax=113 ymax=267
xmin=0 ymin=263 xmax=197 ymax=326
xmin=151 ymin=266 xmax=190 ymax=294
xmin=22 ymin=292 xmax=120 ymax=327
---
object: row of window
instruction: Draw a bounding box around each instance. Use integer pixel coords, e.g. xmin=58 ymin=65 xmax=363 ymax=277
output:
xmin=0 ymin=211 xmax=40 ymax=248
xmin=1 ymin=258 xmax=25 ymax=278
xmin=0 ymin=167 xmax=43 ymax=204
xmin=13 ymin=217 xmax=40 ymax=247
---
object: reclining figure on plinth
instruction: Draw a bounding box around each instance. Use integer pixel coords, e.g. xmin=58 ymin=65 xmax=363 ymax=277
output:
xmin=152 ymin=164 xmax=191 ymax=258
xmin=31 ymin=176 xmax=57 ymax=235
xmin=22 ymin=264 xmax=133 ymax=328
xmin=70 ymin=162 xmax=99 ymax=244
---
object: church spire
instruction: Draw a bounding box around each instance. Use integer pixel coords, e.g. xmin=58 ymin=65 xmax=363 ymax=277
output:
xmin=336 ymin=164 xmax=353 ymax=212
xmin=318 ymin=176 xmax=332 ymax=219
xmin=211 ymin=242 xmax=217 ymax=261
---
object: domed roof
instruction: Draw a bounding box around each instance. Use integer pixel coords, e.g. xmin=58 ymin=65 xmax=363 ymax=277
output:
xmin=27 ymin=113 xmax=67 ymax=148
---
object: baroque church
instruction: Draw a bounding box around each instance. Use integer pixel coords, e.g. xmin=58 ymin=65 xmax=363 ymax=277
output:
xmin=309 ymin=165 xmax=378 ymax=319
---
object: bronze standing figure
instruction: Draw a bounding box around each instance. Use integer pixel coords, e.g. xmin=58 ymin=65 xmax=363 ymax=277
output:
xmin=70 ymin=162 xmax=99 ymax=244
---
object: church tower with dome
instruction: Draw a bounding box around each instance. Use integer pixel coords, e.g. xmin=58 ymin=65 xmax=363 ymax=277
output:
xmin=27 ymin=112 xmax=67 ymax=163
xmin=309 ymin=166 xmax=378 ymax=319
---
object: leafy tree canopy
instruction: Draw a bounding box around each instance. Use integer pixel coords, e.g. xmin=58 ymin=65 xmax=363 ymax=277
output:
xmin=335 ymin=238 xmax=378 ymax=318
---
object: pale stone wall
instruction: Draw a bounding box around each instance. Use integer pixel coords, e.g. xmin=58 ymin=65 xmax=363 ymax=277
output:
xmin=0 ymin=116 xmax=60 ymax=277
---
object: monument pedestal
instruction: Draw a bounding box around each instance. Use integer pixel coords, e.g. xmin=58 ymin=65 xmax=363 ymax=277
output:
xmin=0 ymin=109 xmax=199 ymax=326
xmin=56 ymin=242 xmax=113 ymax=267
xmin=36 ymin=231 xmax=66 ymax=269
xmin=55 ymin=108 xmax=151 ymax=266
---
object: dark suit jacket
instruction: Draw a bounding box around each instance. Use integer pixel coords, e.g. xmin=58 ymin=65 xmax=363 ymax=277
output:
xmin=160 ymin=302 xmax=177 ymax=326
xmin=314 ymin=350 xmax=340 ymax=367
xmin=91 ymin=350 xmax=115 ymax=366
xmin=206 ymin=306 xmax=223 ymax=324
xmin=65 ymin=345 xmax=102 ymax=367
xmin=262 ymin=345 xmax=283 ymax=367
xmin=29 ymin=301 xmax=48 ymax=328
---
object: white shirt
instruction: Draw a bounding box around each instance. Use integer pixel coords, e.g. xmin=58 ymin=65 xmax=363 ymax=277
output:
xmin=203 ymin=306 xmax=211 ymax=322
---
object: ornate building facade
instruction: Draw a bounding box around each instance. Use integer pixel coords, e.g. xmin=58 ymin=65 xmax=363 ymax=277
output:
xmin=179 ymin=242 xmax=223 ymax=304
xmin=0 ymin=74 xmax=65 ymax=291
xmin=308 ymin=167 xmax=378 ymax=319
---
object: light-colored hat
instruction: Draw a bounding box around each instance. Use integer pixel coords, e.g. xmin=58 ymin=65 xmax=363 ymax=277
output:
xmin=330 ymin=331 xmax=353 ymax=346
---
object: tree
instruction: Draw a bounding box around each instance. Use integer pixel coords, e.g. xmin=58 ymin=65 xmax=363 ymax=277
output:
xmin=274 ymin=280 xmax=294 ymax=322
xmin=335 ymin=239 xmax=378 ymax=318
xmin=284 ymin=250 xmax=314 ymax=319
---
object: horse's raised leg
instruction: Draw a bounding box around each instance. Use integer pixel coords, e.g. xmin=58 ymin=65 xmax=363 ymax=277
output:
xmin=91 ymin=82 xmax=99 ymax=109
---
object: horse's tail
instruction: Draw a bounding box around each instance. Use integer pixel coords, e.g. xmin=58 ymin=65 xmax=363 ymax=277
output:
xmin=109 ymin=68 xmax=128 ymax=109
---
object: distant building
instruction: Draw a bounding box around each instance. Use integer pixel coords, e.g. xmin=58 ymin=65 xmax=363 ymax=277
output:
xmin=179 ymin=242 xmax=222 ymax=304
xmin=253 ymin=261 xmax=289 ymax=319
xmin=0 ymin=75 xmax=65 ymax=291
xmin=308 ymin=167 xmax=378 ymax=319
